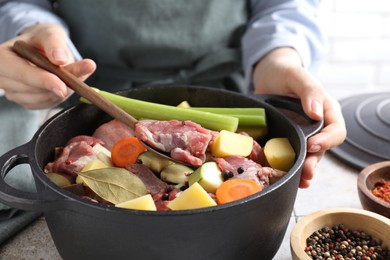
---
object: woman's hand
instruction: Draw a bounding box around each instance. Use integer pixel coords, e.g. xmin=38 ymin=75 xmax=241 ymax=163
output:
xmin=253 ymin=47 xmax=346 ymax=188
xmin=0 ymin=23 xmax=96 ymax=109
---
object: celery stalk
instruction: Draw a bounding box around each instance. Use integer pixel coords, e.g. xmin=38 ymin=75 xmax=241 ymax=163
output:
xmin=188 ymin=107 xmax=266 ymax=127
xmin=80 ymin=89 xmax=239 ymax=132
xmin=188 ymin=107 xmax=265 ymax=116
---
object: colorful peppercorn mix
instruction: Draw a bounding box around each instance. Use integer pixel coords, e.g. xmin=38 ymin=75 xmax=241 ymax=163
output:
xmin=305 ymin=224 xmax=389 ymax=260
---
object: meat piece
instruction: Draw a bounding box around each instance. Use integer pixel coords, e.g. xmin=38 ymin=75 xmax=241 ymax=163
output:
xmin=214 ymin=155 xmax=260 ymax=177
xmin=93 ymin=119 xmax=134 ymax=151
xmin=152 ymin=191 xmax=170 ymax=211
xmin=45 ymin=136 xmax=104 ymax=177
xmin=125 ymin=164 xmax=170 ymax=195
xmin=214 ymin=155 xmax=270 ymax=187
xmin=66 ymin=135 xmax=104 ymax=147
xmin=135 ymin=120 xmax=212 ymax=166
xmin=248 ymin=140 xmax=265 ymax=165
xmin=267 ymin=168 xmax=286 ymax=184
xmin=152 ymin=189 xmax=181 ymax=211
xmin=237 ymin=132 xmax=265 ymax=165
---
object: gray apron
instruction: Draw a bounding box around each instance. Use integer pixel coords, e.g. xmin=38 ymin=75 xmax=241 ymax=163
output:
xmin=54 ymin=0 xmax=249 ymax=100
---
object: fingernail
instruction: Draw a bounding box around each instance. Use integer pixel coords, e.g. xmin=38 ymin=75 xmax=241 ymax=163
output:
xmin=52 ymin=87 xmax=65 ymax=98
xmin=308 ymin=144 xmax=321 ymax=153
xmin=311 ymin=99 xmax=323 ymax=118
xmin=52 ymin=48 xmax=68 ymax=62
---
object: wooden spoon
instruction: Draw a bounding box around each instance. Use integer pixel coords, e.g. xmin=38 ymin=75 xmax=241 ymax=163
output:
xmin=12 ymin=40 xmax=138 ymax=129
xmin=11 ymin=40 xmax=180 ymax=164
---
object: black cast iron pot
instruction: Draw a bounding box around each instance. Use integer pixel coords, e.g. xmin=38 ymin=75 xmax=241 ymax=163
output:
xmin=0 ymin=85 xmax=322 ymax=260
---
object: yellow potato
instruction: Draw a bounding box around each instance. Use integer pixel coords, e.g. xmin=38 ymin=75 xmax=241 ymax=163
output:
xmin=76 ymin=160 xmax=108 ymax=185
xmin=46 ymin=173 xmax=72 ymax=187
xmin=167 ymin=182 xmax=217 ymax=210
xmin=263 ymin=138 xmax=296 ymax=172
xmin=115 ymin=194 xmax=157 ymax=211
xmin=177 ymin=100 xmax=191 ymax=108
xmin=211 ymin=130 xmax=253 ymax=157
xmin=80 ymin=159 xmax=108 ymax=172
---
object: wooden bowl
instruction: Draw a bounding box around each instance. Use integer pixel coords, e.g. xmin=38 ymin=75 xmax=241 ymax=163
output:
xmin=290 ymin=208 xmax=390 ymax=260
xmin=358 ymin=161 xmax=390 ymax=218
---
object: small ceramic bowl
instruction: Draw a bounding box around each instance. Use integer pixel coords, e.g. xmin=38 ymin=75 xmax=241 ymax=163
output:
xmin=358 ymin=161 xmax=390 ymax=218
xmin=290 ymin=208 xmax=390 ymax=260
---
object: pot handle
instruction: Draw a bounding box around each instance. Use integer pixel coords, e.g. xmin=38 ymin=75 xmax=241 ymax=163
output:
xmin=254 ymin=94 xmax=323 ymax=139
xmin=0 ymin=141 xmax=66 ymax=211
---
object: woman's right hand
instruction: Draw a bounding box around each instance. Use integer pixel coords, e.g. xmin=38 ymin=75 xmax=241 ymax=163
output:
xmin=0 ymin=23 xmax=96 ymax=109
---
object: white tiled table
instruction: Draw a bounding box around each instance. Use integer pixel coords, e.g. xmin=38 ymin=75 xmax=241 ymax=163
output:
xmin=0 ymin=152 xmax=362 ymax=260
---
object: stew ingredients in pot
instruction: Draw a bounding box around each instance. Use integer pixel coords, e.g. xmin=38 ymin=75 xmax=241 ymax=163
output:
xmin=44 ymin=114 xmax=295 ymax=211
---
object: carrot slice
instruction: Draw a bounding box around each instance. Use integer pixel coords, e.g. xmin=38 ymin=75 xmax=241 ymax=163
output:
xmin=111 ymin=137 xmax=147 ymax=167
xmin=216 ymin=179 xmax=262 ymax=204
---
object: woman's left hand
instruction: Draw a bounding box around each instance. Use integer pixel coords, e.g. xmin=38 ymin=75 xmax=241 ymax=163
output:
xmin=252 ymin=47 xmax=346 ymax=188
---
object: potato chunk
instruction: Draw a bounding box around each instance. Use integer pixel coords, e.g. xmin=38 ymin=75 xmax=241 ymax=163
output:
xmin=80 ymin=159 xmax=108 ymax=172
xmin=76 ymin=160 xmax=108 ymax=185
xmin=211 ymin=130 xmax=253 ymax=157
xmin=46 ymin=173 xmax=72 ymax=187
xmin=115 ymin=194 xmax=157 ymax=211
xmin=167 ymin=182 xmax=217 ymax=210
xmin=263 ymin=137 xmax=296 ymax=172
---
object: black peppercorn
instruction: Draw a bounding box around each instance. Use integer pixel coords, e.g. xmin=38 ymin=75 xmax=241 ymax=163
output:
xmin=161 ymin=193 xmax=169 ymax=200
xmin=221 ymin=170 xmax=234 ymax=180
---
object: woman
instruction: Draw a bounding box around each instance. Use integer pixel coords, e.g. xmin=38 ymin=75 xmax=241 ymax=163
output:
xmin=0 ymin=0 xmax=346 ymax=242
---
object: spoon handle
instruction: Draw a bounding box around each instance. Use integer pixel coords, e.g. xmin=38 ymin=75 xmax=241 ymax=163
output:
xmin=12 ymin=40 xmax=138 ymax=128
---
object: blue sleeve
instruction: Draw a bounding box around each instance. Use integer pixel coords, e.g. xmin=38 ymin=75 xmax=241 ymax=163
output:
xmin=0 ymin=0 xmax=82 ymax=60
xmin=242 ymin=0 xmax=329 ymax=88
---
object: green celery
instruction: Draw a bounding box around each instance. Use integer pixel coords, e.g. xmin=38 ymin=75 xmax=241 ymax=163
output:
xmin=188 ymin=107 xmax=266 ymax=127
xmin=188 ymin=107 xmax=265 ymax=116
xmin=80 ymin=89 xmax=239 ymax=132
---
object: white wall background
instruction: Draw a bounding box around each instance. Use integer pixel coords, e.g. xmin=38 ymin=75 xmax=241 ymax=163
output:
xmin=317 ymin=0 xmax=390 ymax=99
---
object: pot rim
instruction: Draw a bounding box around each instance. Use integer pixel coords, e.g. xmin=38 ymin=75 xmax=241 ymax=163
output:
xmin=2 ymin=85 xmax=319 ymax=215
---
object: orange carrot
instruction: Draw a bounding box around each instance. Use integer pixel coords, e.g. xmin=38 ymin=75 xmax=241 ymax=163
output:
xmin=216 ymin=179 xmax=262 ymax=204
xmin=111 ymin=137 xmax=147 ymax=167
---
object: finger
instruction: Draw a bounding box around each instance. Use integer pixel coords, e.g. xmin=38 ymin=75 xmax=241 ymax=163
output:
xmin=27 ymin=24 xmax=72 ymax=66
xmin=0 ymin=76 xmax=44 ymax=94
xmin=307 ymin=97 xmax=346 ymax=153
xmin=299 ymin=152 xmax=323 ymax=188
xmin=63 ymin=59 xmax=96 ymax=81
xmin=0 ymin=76 xmax=69 ymax=98
xmin=5 ymin=89 xmax=66 ymax=110
xmin=291 ymin=71 xmax=325 ymax=121
xmin=2 ymin=49 xmax=69 ymax=98
xmin=300 ymin=91 xmax=324 ymax=121
xmin=1 ymin=77 xmax=74 ymax=99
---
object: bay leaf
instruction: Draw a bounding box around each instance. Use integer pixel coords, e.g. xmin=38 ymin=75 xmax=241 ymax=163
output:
xmin=78 ymin=167 xmax=148 ymax=204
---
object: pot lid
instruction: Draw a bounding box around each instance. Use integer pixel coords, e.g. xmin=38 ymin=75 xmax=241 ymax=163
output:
xmin=329 ymin=92 xmax=390 ymax=170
